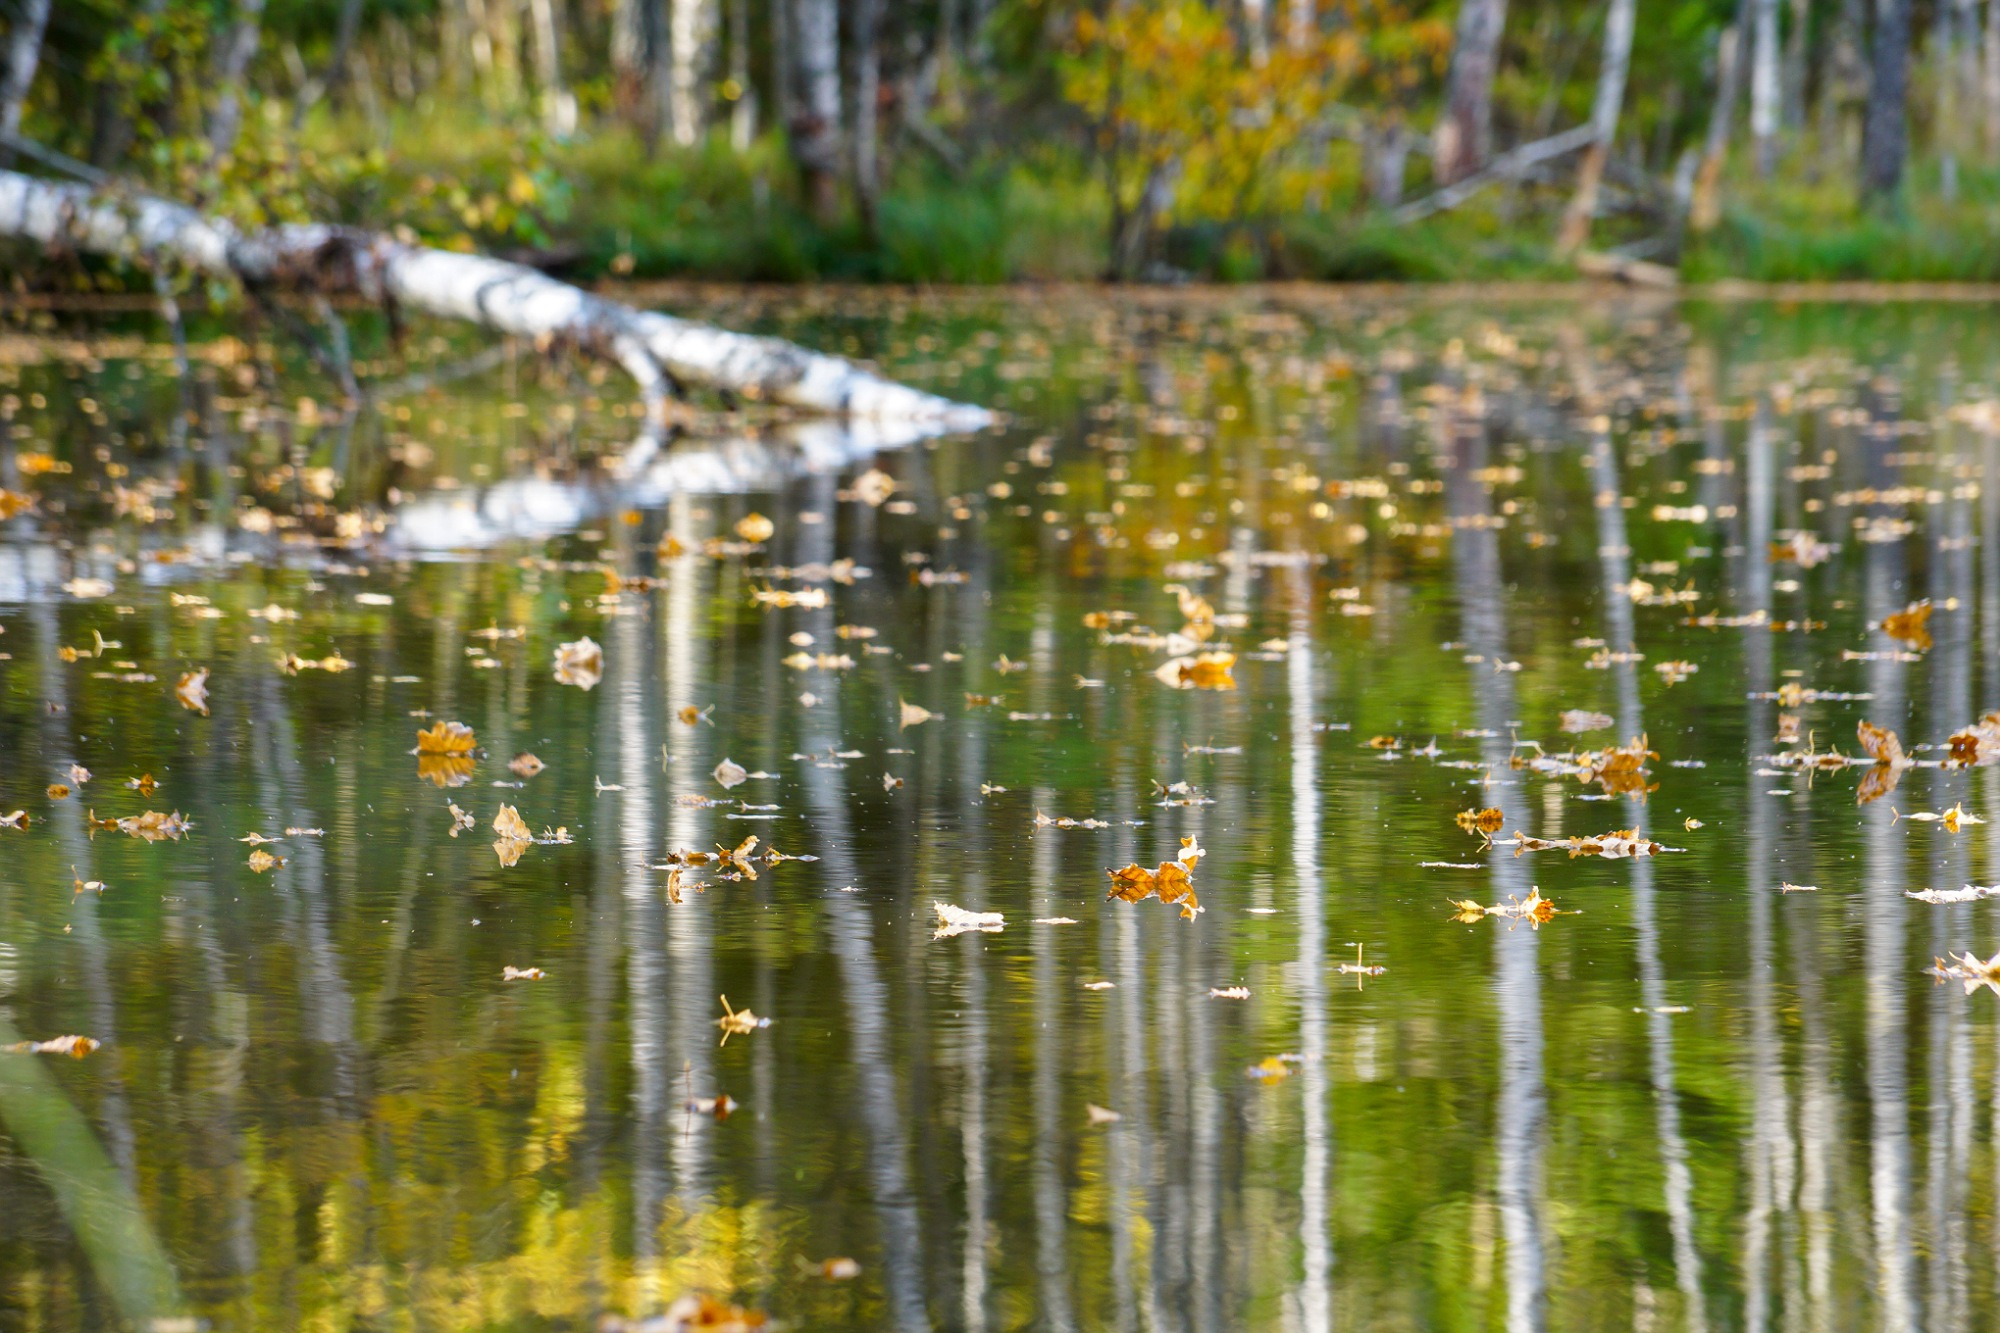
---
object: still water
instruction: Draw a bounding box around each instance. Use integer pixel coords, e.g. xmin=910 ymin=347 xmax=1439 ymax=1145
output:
xmin=3 ymin=287 xmax=2000 ymax=1331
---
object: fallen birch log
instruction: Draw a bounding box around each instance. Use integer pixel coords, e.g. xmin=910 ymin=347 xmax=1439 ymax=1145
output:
xmin=0 ymin=167 xmax=991 ymax=432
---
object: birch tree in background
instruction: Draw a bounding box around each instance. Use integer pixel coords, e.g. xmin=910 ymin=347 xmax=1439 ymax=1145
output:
xmin=209 ymin=0 xmax=270 ymax=156
xmin=728 ymin=0 xmax=755 ymax=150
xmin=1987 ymin=0 xmax=2000 ymax=156
xmin=1939 ymin=0 xmax=1962 ymax=200
xmin=0 ymin=0 xmax=52 ymax=167
xmin=1861 ymin=0 xmax=1912 ymax=202
xmin=851 ymin=0 xmax=885 ymax=225
xmin=791 ymin=0 xmax=843 ymax=219
xmin=528 ymin=0 xmax=577 ymax=136
xmin=1780 ymin=0 xmax=1809 ymax=130
xmin=1691 ymin=0 xmax=1750 ymax=233
xmin=669 ymin=0 xmax=715 ymax=146
xmin=1817 ymin=0 xmax=1866 ymax=170
xmin=1287 ymin=0 xmax=1314 ymax=53
xmin=1555 ymin=0 xmax=1636 ymax=256
xmin=1433 ymin=0 xmax=1509 ymax=185
xmin=1749 ymin=0 xmax=1780 ymax=174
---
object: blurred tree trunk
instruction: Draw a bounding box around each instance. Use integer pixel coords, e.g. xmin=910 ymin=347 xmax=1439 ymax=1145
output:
xmin=728 ymin=0 xmax=755 ymax=149
xmin=772 ymin=0 xmax=794 ymax=141
xmin=1555 ymin=0 xmax=1636 ymax=256
xmin=1692 ymin=0 xmax=1752 ymax=232
xmin=851 ymin=0 xmax=885 ymax=229
xmin=1817 ymin=0 xmax=1865 ymax=171
xmin=1243 ymin=0 xmax=1270 ymax=68
xmin=669 ymin=0 xmax=714 ymax=146
xmin=324 ymin=0 xmax=367 ymax=104
xmin=1940 ymin=0 xmax=1962 ymax=200
xmin=1861 ymin=0 xmax=1911 ymax=203
xmin=613 ymin=0 xmax=647 ymax=118
xmin=1433 ymin=0 xmax=1509 ymax=184
xmin=1780 ymin=0 xmax=1809 ymax=129
xmin=208 ymin=0 xmax=269 ymax=157
xmin=0 ymin=0 xmax=52 ymax=168
xmin=1749 ymin=0 xmax=1780 ymax=174
xmin=1286 ymin=0 xmax=1314 ymax=53
xmin=1987 ymin=0 xmax=2000 ymax=157
xmin=528 ymin=0 xmax=578 ymax=135
xmin=791 ymin=0 xmax=842 ymax=219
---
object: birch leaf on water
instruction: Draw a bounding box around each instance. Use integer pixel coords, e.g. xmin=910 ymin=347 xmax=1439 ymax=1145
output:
xmin=1106 ymin=836 xmax=1206 ymax=920
xmin=552 ymin=636 xmax=602 ymax=690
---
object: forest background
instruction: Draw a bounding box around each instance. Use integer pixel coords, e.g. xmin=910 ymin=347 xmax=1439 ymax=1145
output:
xmin=9 ymin=0 xmax=2000 ymax=285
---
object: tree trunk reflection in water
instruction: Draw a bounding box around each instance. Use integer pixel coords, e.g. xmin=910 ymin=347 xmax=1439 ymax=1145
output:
xmin=1590 ymin=421 xmax=1708 ymax=1329
xmin=1861 ymin=413 xmax=1918 ymax=1332
xmin=797 ymin=470 xmax=933 ymax=1332
xmin=1448 ymin=417 xmax=1544 ymax=1333
xmin=1289 ymin=562 xmax=1333 ymax=1333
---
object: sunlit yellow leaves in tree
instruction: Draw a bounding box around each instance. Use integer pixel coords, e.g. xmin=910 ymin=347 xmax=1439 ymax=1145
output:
xmin=5 ymin=1035 xmax=99 ymax=1058
xmin=1455 ymin=807 xmax=1505 ymax=835
xmin=553 ymin=636 xmax=602 ymax=690
xmin=1106 ymin=835 xmax=1206 ymax=920
xmin=174 ymin=668 xmax=210 ymax=715
xmin=1878 ymin=599 xmax=1934 ymax=651
xmin=734 ymin=512 xmax=775 ymax=544
xmin=716 ymin=995 xmax=771 ymax=1045
xmin=1155 ymin=651 xmax=1236 ymax=690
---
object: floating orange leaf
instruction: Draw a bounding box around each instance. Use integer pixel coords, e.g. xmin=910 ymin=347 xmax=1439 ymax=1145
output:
xmin=1878 ymin=599 xmax=1934 ymax=650
xmin=1155 ymin=651 xmax=1236 ymax=690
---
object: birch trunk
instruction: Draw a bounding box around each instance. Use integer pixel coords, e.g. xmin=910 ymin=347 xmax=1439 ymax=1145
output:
xmin=1988 ymin=0 xmax=2000 ymax=157
xmin=0 ymin=0 xmax=51 ymax=167
xmin=1940 ymin=0 xmax=1962 ymax=201
xmin=791 ymin=0 xmax=843 ymax=220
xmin=527 ymin=0 xmax=578 ymax=135
xmin=0 ymin=170 xmax=987 ymax=430
xmin=1286 ymin=0 xmax=1314 ymax=53
xmin=851 ymin=0 xmax=885 ymax=226
xmin=1433 ymin=0 xmax=1509 ymax=185
xmin=728 ymin=0 xmax=755 ymax=150
xmin=1817 ymin=0 xmax=1866 ymax=171
xmin=1242 ymin=0 xmax=1271 ymax=68
xmin=1749 ymin=0 xmax=1780 ymax=175
xmin=209 ymin=0 xmax=270 ymax=157
xmin=1861 ymin=0 xmax=1912 ymax=202
xmin=669 ymin=0 xmax=714 ymax=146
xmin=1781 ymin=0 xmax=1809 ymax=129
xmin=1690 ymin=0 xmax=1752 ymax=232
xmin=1555 ymin=0 xmax=1637 ymax=257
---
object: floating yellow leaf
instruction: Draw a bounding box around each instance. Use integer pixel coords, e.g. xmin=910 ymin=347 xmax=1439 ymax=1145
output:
xmin=735 ymin=511 xmax=775 ymax=543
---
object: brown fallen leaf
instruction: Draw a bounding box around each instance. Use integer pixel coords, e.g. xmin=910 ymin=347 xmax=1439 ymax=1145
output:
xmin=1455 ymin=807 xmax=1505 ymax=835
xmin=716 ymin=994 xmax=771 ymax=1045
xmin=46 ymin=784 xmax=69 ymax=800
xmin=492 ymin=805 xmax=532 ymax=841
xmin=91 ymin=809 xmax=190 ymax=842
xmin=447 ymin=802 xmax=475 ymax=835
xmin=553 ymin=636 xmax=602 ymax=690
xmin=5 ymin=1035 xmax=99 ymax=1058
xmin=174 ymin=668 xmax=210 ymax=715
xmin=508 ymin=753 xmax=545 ymax=777
xmin=246 ymin=849 xmax=284 ymax=873
xmin=713 ymin=757 xmax=748 ymax=788
xmin=1106 ymin=835 xmax=1206 ymax=920
xmin=127 ymin=773 xmax=157 ymax=797
xmin=1155 ymin=651 xmax=1237 ymax=690
xmin=1879 ymin=599 xmax=1934 ymax=651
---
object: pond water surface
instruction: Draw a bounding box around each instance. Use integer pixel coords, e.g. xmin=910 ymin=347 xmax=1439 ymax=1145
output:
xmin=4 ymin=287 xmax=2000 ymax=1331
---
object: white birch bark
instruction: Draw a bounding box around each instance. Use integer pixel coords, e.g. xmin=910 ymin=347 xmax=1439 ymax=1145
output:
xmin=527 ymin=0 xmax=578 ymax=135
xmin=791 ymin=0 xmax=842 ymax=217
xmin=1555 ymin=0 xmax=1637 ymax=256
xmin=1286 ymin=0 xmax=1314 ymax=53
xmin=208 ymin=0 xmax=271 ymax=156
xmin=669 ymin=0 xmax=715 ymax=146
xmin=852 ymin=0 xmax=885 ymax=219
xmin=0 ymin=170 xmax=988 ymax=429
xmin=728 ymin=0 xmax=755 ymax=150
xmin=1987 ymin=0 xmax=2000 ymax=158
xmin=1749 ymin=0 xmax=1781 ymax=174
xmin=1433 ymin=0 xmax=1510 ymax=184
xmin=1242 ymin=0 xmax=1271 ymax=68
xmin=1940 ymin=0 xmax=1962 ymax=200
xmin=0 ymin=0 xmax=52 ymax=148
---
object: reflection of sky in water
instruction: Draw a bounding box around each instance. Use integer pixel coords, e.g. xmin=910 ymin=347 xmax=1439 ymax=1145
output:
xmin=0 ymin=294 xmax=1998 ymax=1330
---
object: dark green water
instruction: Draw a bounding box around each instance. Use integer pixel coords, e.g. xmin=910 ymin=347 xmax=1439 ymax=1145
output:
xmin=3 ymin=288 xmax=2000 ymax=1331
